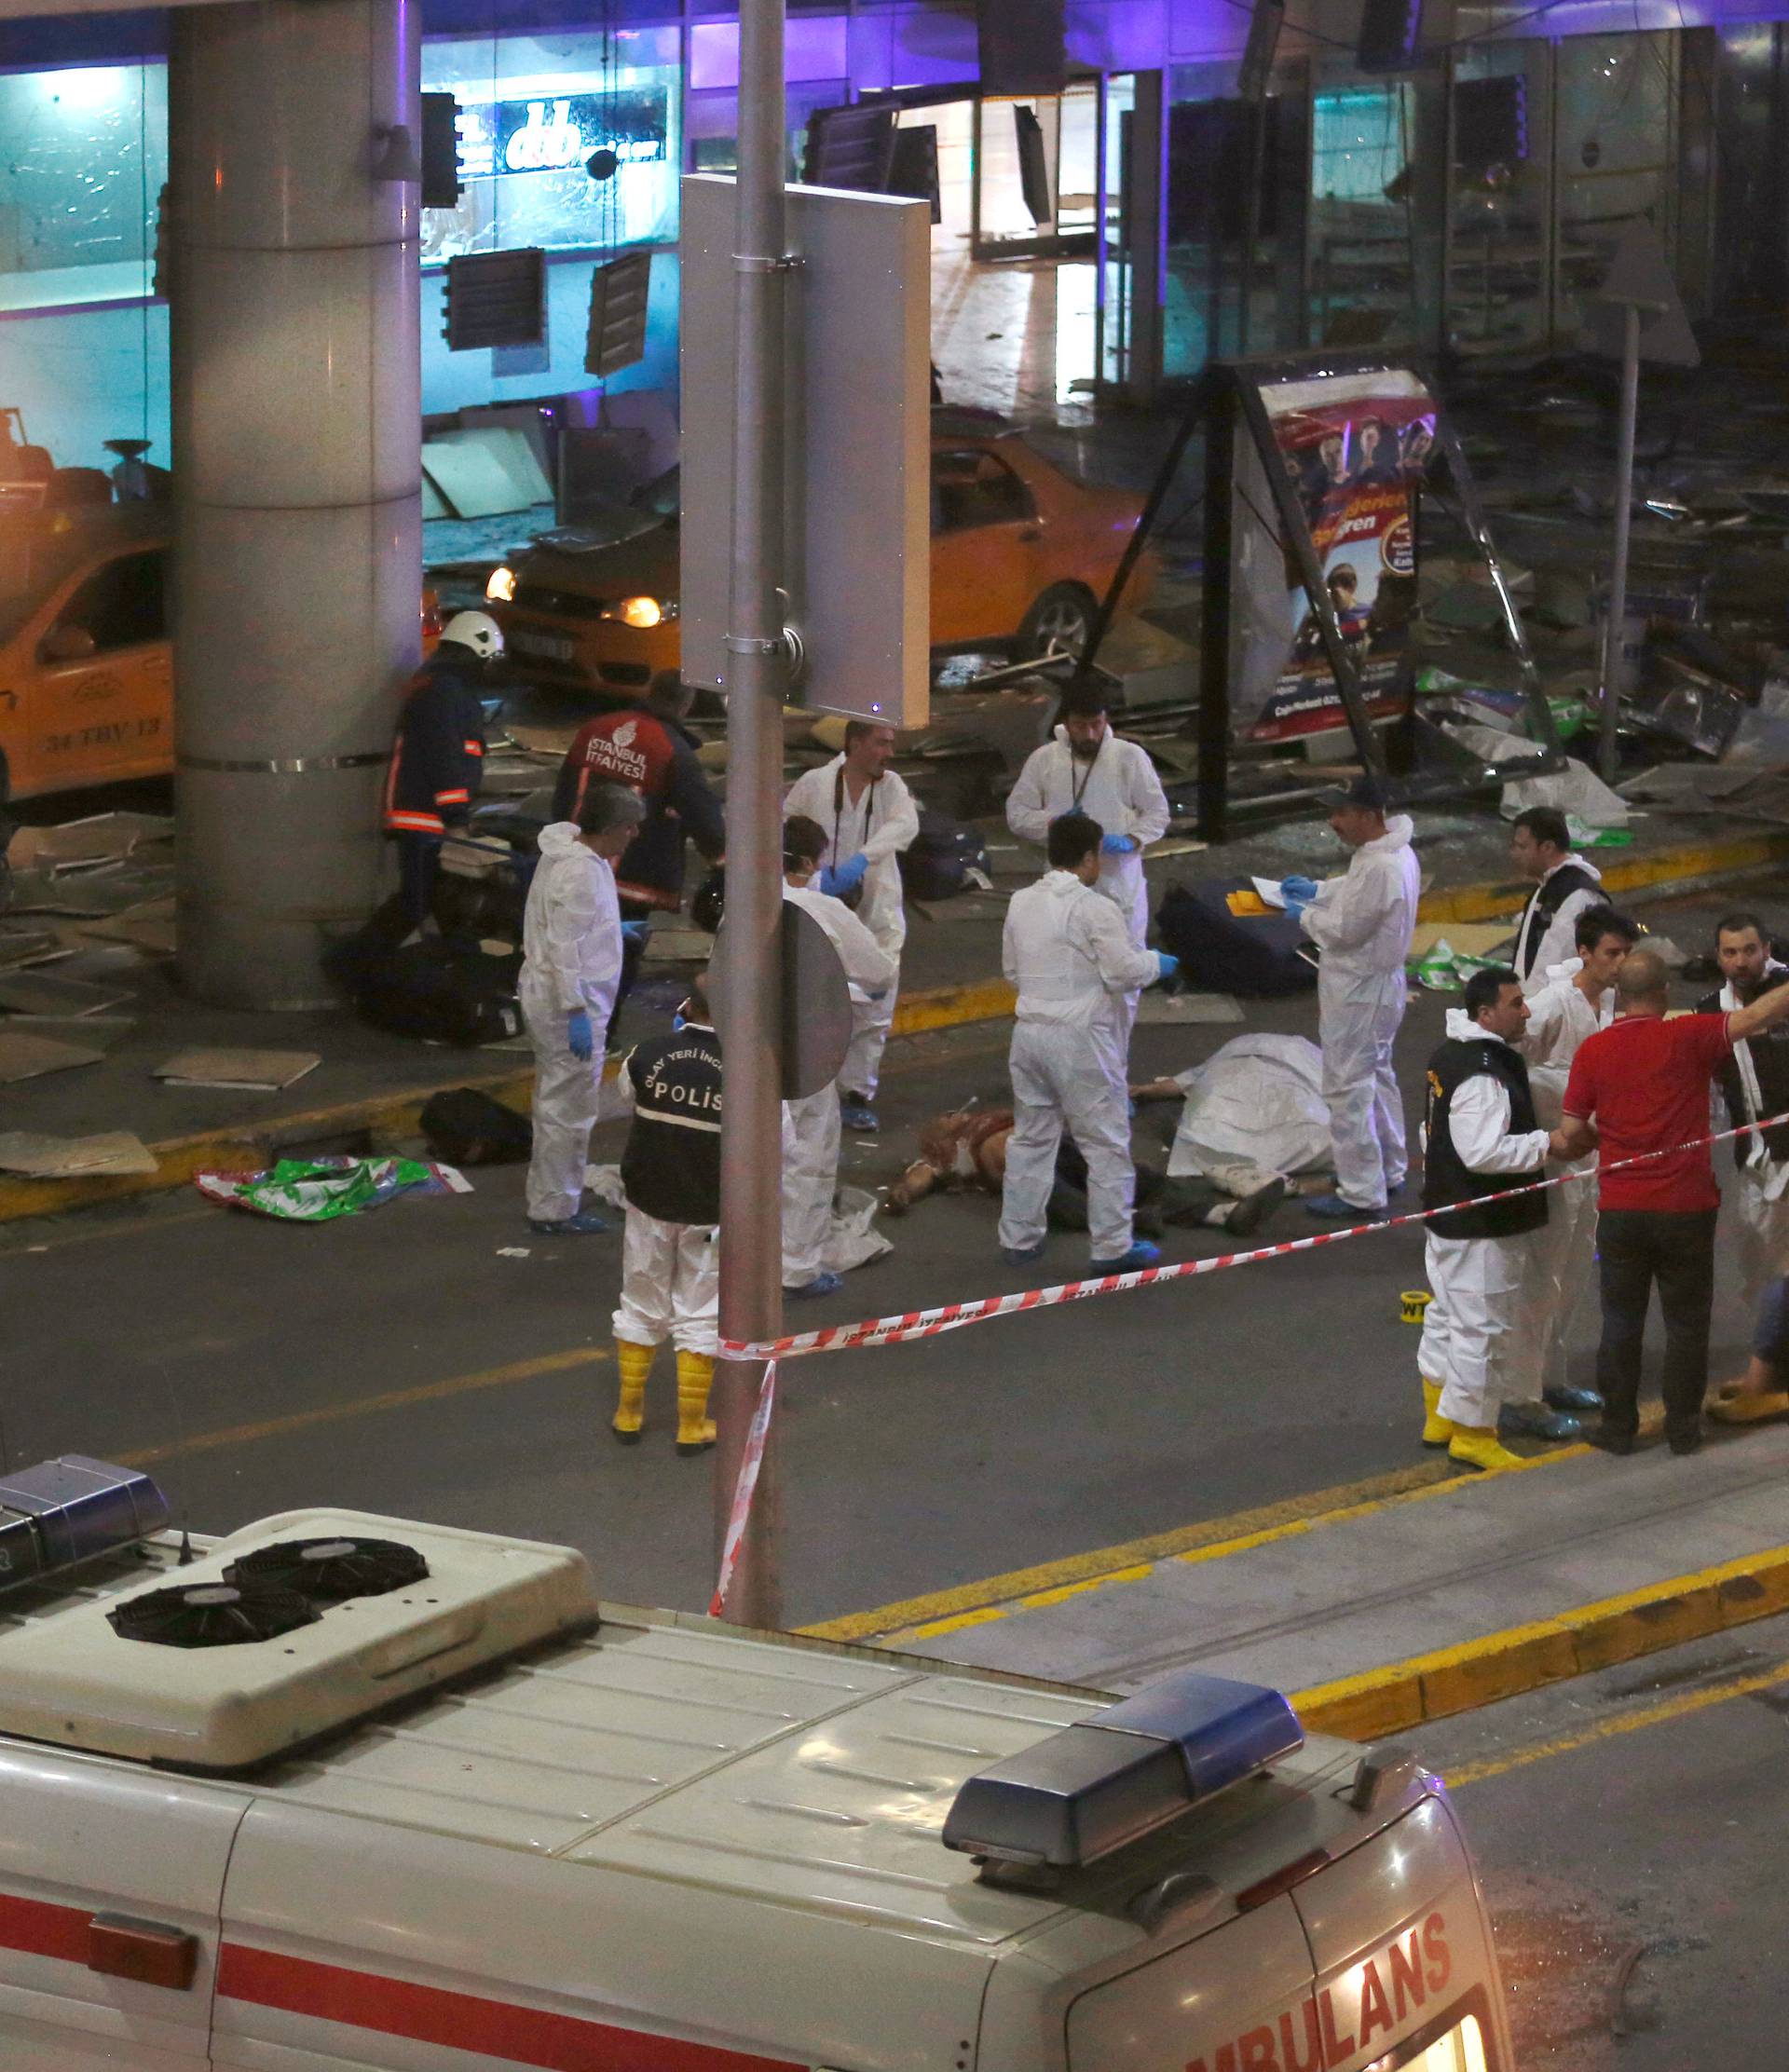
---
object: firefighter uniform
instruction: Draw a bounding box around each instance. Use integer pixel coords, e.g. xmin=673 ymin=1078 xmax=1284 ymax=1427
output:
xmin=382 ymin=647 xmax=487 ymax=931
xmin=610 ymin=1010 xmax=724 ymax=1453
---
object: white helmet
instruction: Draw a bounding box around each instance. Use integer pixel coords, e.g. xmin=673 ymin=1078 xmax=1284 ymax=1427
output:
xmin=441 ymin=609 xmax=505 ymax=661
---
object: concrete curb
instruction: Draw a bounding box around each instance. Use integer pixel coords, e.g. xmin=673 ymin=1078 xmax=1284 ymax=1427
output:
xmin=0 ymin=1066 xmax=536 ymax=1227
xmin=7 ymin=821 xmax=1782 ymax=1227
xmin=1292 ymin=1543 xmax=1789 ymax=1741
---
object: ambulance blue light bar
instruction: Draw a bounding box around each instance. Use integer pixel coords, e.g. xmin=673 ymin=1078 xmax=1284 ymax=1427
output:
xmin=0 ymin=1456 xmax=170 ymax=1593
xmin=942 ymin=1672 xmax=1303 ymax=1870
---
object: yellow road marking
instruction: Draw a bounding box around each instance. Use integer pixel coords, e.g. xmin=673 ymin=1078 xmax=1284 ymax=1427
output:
xmin=810 ymin=1446 xmax=1587 ymax=1646
xmin=1291 ymin=1541 xmax=1789 ymax=1739
xmin=1445 ymin=1651 xmax=1789 ymax=1789
xmin=117 ymin=1345 xmax=610 ymax=1468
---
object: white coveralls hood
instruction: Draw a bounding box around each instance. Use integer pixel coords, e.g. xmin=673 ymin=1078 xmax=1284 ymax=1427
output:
xmin=998 ymin=868 xmax=1162 ymax=1261
xmin=1513 ymin=852 xmax=1604 ymax=996
xmin=519 ymin=823 xmax=623 ymax=1224
xmin=1419 ymin=1006 xmax=1553 ymax=1431
xmin=779 ymin=882 xmax=899 ymax=1288
xmin=1004 ymin=727 xmax=1170 ymax=985
xmin=1299 ymin=813 xmax=1420 ymax=1211
xmin=783 ymin=753 xmax=921 ymax=1102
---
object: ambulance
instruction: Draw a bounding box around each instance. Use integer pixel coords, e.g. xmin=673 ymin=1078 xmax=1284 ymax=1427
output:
xmin=0 ymin=1454 xmax=1514 ymax=2072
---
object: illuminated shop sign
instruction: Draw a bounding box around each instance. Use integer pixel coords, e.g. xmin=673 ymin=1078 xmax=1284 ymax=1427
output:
xmin=454 ymin=91 xmax=666 ymax=182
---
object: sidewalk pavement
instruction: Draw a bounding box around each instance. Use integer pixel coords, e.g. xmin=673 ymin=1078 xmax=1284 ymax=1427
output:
xmin=3 ymin=795 xmax=1784 ymax=1223
xmin=881 ymin=1422 xmax=1789 ymax=1737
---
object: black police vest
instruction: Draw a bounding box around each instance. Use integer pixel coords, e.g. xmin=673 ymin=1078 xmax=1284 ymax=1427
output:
xmin=1422 ymin=1037 xmax=1549 ymax=1239
xmin=1700 ymin=967 xmax=1789 ymax=1163
xmin=1516 ymin=862 xmax=1600 ymax=978
xmin=620 ymin=1025 xmax=723 ymax=1227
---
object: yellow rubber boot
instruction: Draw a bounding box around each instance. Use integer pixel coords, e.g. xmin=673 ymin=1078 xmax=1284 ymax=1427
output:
xmin=1447 ymin=1423 xmax=1523 ymax=1473
xmin=612 ymin=1341 xmax=655 ymax=1443
xmin=1421 ymin=1378 xmax=1454 ymax=1449
xmin=676 ymin=1351 xmax=717 ymax=1455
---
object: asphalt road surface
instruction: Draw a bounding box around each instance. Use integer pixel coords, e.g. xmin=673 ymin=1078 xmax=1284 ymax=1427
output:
xmin=3 ymin=885 xmax=1772 ymax=1627
xmin=1417 ymin=1605 xmax=1789 ymax=2070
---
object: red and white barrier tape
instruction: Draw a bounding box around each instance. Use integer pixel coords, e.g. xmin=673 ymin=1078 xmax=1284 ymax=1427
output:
xmin=722 ymin=1108 xmax=1789 ymax=1363
xmin=707 ymin=1106 xmax=1789 ymax=1612
xmin=709 ymin=1361 xmax=777 ymax=1616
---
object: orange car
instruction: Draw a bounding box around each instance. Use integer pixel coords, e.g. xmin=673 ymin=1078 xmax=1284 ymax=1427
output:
xmin=0 ymin=509 xmax=172 ymax=805
xmin=485 ymin=416 xmax=1152 ymax=698
xmin=0 ymin=508 xmax=441 ymax=809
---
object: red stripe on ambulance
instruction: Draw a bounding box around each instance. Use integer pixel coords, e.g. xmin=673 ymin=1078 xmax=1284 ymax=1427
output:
xmin=218 ymin=1942 xmax=804 ymax=2072
xmin=0 ymin=1892 xmax=89 ymax=1968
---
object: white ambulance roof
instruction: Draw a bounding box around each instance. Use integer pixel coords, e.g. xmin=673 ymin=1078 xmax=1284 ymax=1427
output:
xmin=242 ymin=1609 xmax=1361 ymax=1946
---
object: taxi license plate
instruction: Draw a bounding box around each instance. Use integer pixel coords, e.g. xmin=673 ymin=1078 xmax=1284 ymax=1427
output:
xmin=512 ymin=631 xmax=575 ymax=662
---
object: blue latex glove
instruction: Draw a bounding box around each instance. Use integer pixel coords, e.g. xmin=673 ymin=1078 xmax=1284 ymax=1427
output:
xmin=1282 ymin=895 xmax=1309 ymax=924
xmin=1154 ymin=952 xmax=1180 ymax=986
xmin=1101 ymin=832 xmax=1138 ymax=855
xmin=620 ymin=920 xmax=649 ymax=943
xmin=821 ymin=852 xmax=869 ymax=898
xmin=1281 ymin=875 xmax=1318 ymax=903
xmin=567 ymin=1008 xmax=594 ymax=1062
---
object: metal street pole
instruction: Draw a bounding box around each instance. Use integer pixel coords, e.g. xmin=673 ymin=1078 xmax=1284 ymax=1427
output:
xmin=713 ymin=0 xmax=787 ymax=1629
xmin=1599 ymin=299 xmax=1641 ymax=784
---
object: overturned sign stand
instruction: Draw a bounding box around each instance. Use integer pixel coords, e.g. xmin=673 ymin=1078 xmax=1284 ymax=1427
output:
xmin=1198 ymin=349 xmax=1565 ymax=838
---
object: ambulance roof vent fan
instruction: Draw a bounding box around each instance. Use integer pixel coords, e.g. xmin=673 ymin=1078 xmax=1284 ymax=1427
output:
xmin=108 ymin=1582 xmax=320 ymax=1649
xmin=227 ymin=1536 xmax=430 ymax=1603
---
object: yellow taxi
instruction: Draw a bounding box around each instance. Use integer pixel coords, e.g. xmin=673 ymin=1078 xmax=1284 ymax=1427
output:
xmin=0 ymin=509 xmax=442 ymax=807
xmin=486 ymin=415 xmax=1153 ymax=698
xmin=0 ymin=509 xmax=172 ymax=804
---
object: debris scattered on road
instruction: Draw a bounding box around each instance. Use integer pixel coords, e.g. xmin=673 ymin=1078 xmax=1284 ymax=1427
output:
xmin=0 ymin=1130 xmax=158 ymax=1179
xmin=0 ymin=971 xmax=134 ymax=1017
xmin=194 ymin=1155 xmax=471 ymax=1220
xmin=0 ymin=1030 xmax=104 ymax=1082
xmin=155 ymin=1047 xmax=321 ymax=1092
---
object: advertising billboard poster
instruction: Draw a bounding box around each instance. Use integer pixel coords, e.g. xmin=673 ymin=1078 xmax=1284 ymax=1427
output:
xmin=1241 ymin=367 xmax=1438 ymax=745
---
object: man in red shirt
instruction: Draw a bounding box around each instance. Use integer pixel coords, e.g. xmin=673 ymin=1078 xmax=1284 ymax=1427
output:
xmin=1555 ymin=947 xmax=1789 ymax=1454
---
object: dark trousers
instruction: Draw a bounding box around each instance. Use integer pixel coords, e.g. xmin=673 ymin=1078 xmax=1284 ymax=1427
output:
xmin=1595 ymin=1207 xmax=1717 ymax=1440
xmin=396 ymin=832 xmax=442 ymax=933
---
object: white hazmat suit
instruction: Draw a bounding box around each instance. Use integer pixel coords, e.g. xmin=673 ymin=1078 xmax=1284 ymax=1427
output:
xmin=1512 ymin=852 xmax=1604 ymax=997
xmin=1513 ymin=957 xmax=1610 ymax=1401
xmin=1006 ymin=728 xmax=1168 ymax=1027
xmin=1716 ymin=966 xmax=1789 ymax=1306
xmin=1419 ymin=1008 xmax=1551 ymax=1430
xmin=780 ymin=880 xmax=898 ymax=1288
xmin=1299 ymin=813 xmax=1421 ymax=1211
xmin=998 ymin=868 xmax=1162 ymax=1261
xmin=783 ymin=755 xmax=919 ymax=1102
xmin=519 ymin=822 xmax=623 ymax=1225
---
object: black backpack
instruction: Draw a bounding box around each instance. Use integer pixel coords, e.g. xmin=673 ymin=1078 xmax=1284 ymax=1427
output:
xmin=1156 ymin=879 xmax=1317 ymax=998
xmin=418 ymin=1086 xmax=533 ymax=1165
xmin=344 ymin=938 xmax=525 ymax=1047
xmin=899 ymin=814 xmax=991 ymax=902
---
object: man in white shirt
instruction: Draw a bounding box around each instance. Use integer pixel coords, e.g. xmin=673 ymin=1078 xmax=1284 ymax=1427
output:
xmin=518 ymin=783 xmax=646 ymax=1234
xmin=783 ymin=721 xmax=919 ymax=1136
xmin=780 ymin=814 xmax=898 ymax=1300
xmin=1004 ymin=681 xmax=1168 ymax=1032
xmin=1280 ymin=774 xmax=1421 ymax=1220
xmin=1509 ymin=806 xmax=1604 ymax=995
xmin=1509 ymin=906 xmax=1639 ymax=1428
xmin=1697 ymin=912 xmax=1789 ymax=1306
xmin=998 ymin=813 xmax=1176 ymax=1274
xmin=1417 ymin=967 xmax=1552 ymax=1472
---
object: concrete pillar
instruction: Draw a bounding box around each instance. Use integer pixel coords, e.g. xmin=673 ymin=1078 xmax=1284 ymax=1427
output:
xmin=170 ymin=0 xmax=421 ymax=1008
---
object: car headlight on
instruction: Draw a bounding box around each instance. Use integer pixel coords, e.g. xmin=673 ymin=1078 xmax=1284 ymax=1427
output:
xmin=485 ymin=565 xmax=516 ymax=604
xmin=606 ymin=595 xmax=678 ymax=630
